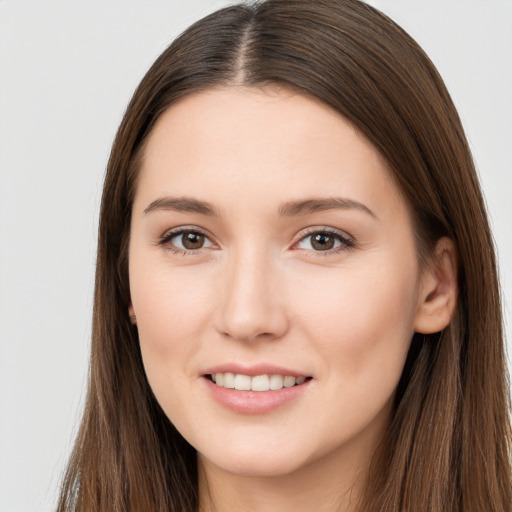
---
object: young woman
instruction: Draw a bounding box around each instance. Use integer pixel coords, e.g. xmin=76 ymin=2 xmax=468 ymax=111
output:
xmin=57 ymin=1 xmax=511 ymax=510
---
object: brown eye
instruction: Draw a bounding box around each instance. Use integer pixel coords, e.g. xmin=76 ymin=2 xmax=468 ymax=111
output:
xmin=180 ymin=232 xmax=205 ymax=250
xmin=295 ymin=230 xmax=353 ymax=253
xmin=161 ymin=229 xmax=215 ymax=253
xmin=311 ymin=233 xmax=335 ymax=251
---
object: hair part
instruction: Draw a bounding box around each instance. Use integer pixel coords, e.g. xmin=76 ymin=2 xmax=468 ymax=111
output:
xmin=58 ymin=1 xmax=511 ymax=511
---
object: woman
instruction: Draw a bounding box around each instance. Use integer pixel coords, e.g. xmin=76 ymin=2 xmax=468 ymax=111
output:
xmin=57 ymin=0 xmax=511 ymax=510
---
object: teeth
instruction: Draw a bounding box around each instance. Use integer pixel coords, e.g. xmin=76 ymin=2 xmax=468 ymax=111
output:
xmin=283 ymin=376 xmax=296 ymax=388
xmin=269 ymin=375 xmax=284 ymax=390
xmin=224 ymin=372 xmax=235 ymax=388
xmin=251 ymin=375 xmax=270 ymax=391
xmin=234 ymin=374 xmax=251 ymax=391
xmin=211 ymin=373 xmax=309 ymax=391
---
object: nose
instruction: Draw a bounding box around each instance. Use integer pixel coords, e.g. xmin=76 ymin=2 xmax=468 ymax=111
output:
xmin=214 ymin=248 xmax=289 ymax=342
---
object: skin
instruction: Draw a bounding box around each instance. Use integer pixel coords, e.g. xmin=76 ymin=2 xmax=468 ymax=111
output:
xmin=128 ymin=87 xmax=457 ymax=512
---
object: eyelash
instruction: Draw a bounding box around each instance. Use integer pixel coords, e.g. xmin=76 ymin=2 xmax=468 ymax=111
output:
xmin=293 ymin=227 xmax=355 ymax=256
xmin=157 ymin=227 xmax=355 ymax=256
xmin=158 ymin=227 xmax=214 ymax=256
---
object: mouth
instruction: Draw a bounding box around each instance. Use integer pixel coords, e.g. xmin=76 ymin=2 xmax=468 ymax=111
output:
xmin=207 ymin=373 xmax=313 ymax=391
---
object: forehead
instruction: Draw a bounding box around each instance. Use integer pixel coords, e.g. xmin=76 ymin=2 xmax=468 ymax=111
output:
xmin=134 ymin=86 xmax=407 ymax=222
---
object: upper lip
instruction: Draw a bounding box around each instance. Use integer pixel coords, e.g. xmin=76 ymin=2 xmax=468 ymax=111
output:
xmin=202 ymin=363 xmax=312 ymax=378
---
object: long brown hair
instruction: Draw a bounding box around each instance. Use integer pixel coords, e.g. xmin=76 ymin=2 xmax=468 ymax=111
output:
xmin=57 ymin=1 xmax=511 ymax=510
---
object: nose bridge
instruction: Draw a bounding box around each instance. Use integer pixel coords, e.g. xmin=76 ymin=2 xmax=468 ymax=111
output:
xmin=215 ymin=243 xmax=288 ymax=342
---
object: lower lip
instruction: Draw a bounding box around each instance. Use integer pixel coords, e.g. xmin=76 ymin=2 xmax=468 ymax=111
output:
xmin=203 ymin=377 xmax=311 ymax=414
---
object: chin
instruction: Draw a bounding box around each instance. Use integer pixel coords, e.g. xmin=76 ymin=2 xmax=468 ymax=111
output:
xmin=196 ymin=434 xmax=316 ymax=478
xmin=202 ymin=451 xmax=309 ymax=478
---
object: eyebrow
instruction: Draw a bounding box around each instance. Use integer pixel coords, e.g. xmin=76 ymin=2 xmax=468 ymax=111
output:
xmin=143 ymin=196 xmax=219 ymax=216
xmin=143 ymin=195 xmax=376 ymax=219
xmin=278 ymin=197 xmax=377 ymax=219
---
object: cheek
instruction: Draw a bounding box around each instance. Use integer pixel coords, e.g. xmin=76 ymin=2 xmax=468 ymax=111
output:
xmin=129 ymin=258 xmax=216 ymax=383
xmin=285 ymin=261 xmax=419 ymax=452
xmin=130 ymin=268 xmax=218 ymax=430
xmin=292 ymin=258 xmax=419 ymax=380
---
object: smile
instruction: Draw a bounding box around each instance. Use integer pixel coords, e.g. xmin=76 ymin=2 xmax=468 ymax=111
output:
xmin=210 ymin=373 xmax=311 ymax=391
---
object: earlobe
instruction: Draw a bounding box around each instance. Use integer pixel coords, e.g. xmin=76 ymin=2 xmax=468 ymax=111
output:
xmin=414 ymin=237 xmax=458 ymax=334
xmin=128 ymin=303 xmax=137 ymax=325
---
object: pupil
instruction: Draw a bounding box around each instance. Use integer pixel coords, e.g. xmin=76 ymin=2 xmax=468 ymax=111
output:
xmin=312 ymin=233 xmax=334 ymax=251
xmin=183 ymin=232 xmax=204 ymax=249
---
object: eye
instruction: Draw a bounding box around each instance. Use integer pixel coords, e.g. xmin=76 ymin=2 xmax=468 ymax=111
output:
xmin=159 ymin=228 xmax=215 ymax=253
xmin=295 ymin=229 xmax=354 ymax=253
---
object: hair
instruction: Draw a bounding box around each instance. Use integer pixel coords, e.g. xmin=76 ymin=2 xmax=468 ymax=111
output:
xmin=57 ymin=1 xmax=511 ymax=511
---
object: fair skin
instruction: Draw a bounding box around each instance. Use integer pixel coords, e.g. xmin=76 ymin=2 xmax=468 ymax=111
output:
xmin=128 ymin=86 xmax=457 ymax=512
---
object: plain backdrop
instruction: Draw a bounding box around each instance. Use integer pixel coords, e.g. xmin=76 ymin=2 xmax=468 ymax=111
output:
xmin=0 ymin=1 xmax=511 ymax=511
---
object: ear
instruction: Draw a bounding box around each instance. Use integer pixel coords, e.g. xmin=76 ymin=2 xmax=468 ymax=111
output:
xmin=128 ymin=302 xmax=137 ymax=325
xmin=414 ymin=237 xmax=458 ymax=334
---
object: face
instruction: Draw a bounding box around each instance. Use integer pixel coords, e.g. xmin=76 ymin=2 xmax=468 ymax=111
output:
xmin=128 ymin=87 xmax=426 ymax=479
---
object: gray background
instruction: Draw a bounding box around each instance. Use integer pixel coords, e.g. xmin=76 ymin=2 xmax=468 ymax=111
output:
xmin=1 ymin=1 xmax=511 ymax=511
